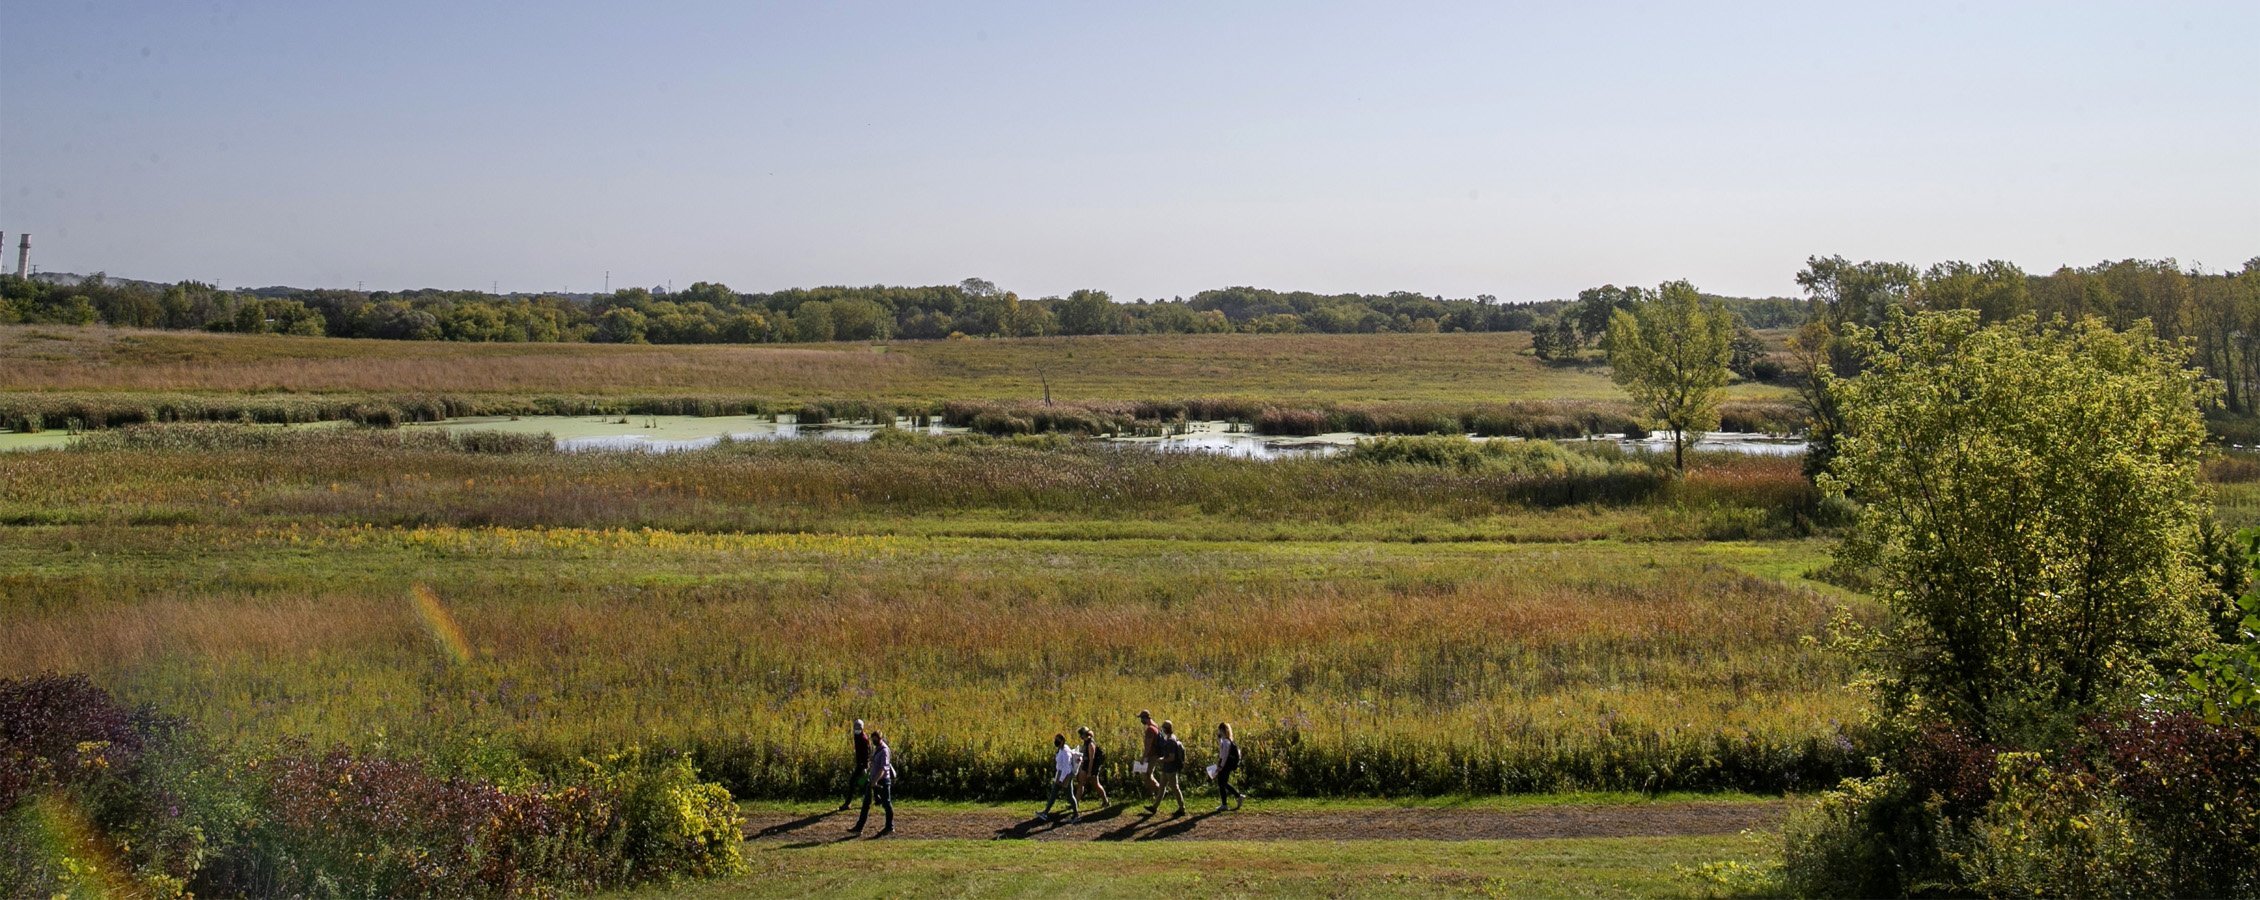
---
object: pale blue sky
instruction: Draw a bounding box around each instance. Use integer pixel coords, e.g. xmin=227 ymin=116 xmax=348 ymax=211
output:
xmin=2 ymin=1 xmax=2254 ymax=300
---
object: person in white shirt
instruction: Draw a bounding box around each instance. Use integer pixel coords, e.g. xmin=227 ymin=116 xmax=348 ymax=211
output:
xmin=1038 ymin=732 xmax=1083 ymax=824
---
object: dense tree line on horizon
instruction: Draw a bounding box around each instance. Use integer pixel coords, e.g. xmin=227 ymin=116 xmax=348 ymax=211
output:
xmin=0 ymin=273 xmax=1813 ymax=343
xmin=0 ymin=276 xmax=1566 ymax=342
xmin=5 ymin=259 xmax=2256 ymax=402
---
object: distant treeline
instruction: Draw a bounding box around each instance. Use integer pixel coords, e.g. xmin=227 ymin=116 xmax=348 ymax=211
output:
xmin=1792 ymin=256 xmax=2260 ymax=414
xmin=4 ymin=259 xmax=2254 ymax=391
xmin=0 ymin=273 xmax=1806 ymax=343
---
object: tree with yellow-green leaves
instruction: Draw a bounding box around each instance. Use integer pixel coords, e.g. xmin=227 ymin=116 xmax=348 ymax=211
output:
xmin=1823 ymin=311 xmax=2218 ymax=742
xmin=1602 ymin=280 xmax=1734 ymax=470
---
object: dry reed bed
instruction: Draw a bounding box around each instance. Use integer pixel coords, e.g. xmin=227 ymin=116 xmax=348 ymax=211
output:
xmin=0 ymin=522 xmax=1865 ymax=798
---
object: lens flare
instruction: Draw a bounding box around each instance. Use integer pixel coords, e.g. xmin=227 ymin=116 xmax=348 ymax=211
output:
xmin=411 ymin=584 xmax=473 ymax=664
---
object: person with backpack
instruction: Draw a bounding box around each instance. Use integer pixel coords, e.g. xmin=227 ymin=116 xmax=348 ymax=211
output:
xmin=1076 ymin=726 xmax=1109 ymax=806
xmin=1039 ymin=733 xmax=1082 ymax=824
xmin=837 ymin=719 xmax=870 ymax=812
xmin=1136 ymin=710 xmax=1164 ymax=811
xmin=1212 ymin=722 xmax=1246 ymax=812
xmin=1152 ymin=720 xmax=1187 ymax=816
xmin=850 ymin=731 xmax=895 ymax=835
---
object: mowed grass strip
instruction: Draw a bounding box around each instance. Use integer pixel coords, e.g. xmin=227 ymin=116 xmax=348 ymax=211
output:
xmin=627 ymin=834 xmax=1771 ymax=899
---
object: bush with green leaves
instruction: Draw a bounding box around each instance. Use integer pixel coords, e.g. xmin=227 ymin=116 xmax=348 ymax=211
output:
xmin=577 ymin=749 xmax=747 ymax=885
xmin=1823 ymin=311 xmax=2217 ymax=745
xmin=1778 ymin=774 xmax=1956 ymax=898
xmin=1770 ymin=312 xmax=2259 ymax=897
xmin=1950 ymin=752 xmax=2164 ymax=898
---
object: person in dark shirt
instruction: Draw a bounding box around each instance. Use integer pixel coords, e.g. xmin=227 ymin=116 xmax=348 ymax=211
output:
xmin=1154 ymin=720 xmax=1187 ymax=816
xmin=838 ymin=719 xmax=870 ymax=812
xmin=1075 ymin=725 xmax=1109 ymax=807
xmin=1212 ymin=721 xmax=1246 ymax=812
xmin=851 ymin=731 xmax=895 ymax=835
xmin=1136 ymin=709 xmax=1163 ymax=812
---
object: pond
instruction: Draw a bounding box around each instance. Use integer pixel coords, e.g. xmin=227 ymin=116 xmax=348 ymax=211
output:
xmin=0 ymin=415 xmax=1807 ymax=458
xmin=407 ymin=416 xmax=1806 ymax=459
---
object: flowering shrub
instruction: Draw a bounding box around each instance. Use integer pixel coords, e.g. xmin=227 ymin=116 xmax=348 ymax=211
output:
xmin=1 ymin=673 xmax=232 ymax=900
xmin=578 ymin=749 xmax=747 ymax=884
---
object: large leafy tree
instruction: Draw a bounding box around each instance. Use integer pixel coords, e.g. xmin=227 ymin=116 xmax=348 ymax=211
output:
xmin=1603 ymin=280 xmax=1733 ymax=469
xmin=1824 ymin=311 xmax=2218 ymax=742
xmin=1572 ymin=284 xmax=1648 ymax=348
xmin=1054 ymin=289 xmax=1127 ymax=336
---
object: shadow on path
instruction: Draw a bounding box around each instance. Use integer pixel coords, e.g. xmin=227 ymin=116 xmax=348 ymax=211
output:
xmin=751 ymin=810 xmax=835 ymax=839
xmin=1094 ymin=807 xmax=1159 ymax=842
xmin=1136 ymin=810 xmax=1216 ymax=841
xmin=992 ymin=816 xmax=1052 ymax=840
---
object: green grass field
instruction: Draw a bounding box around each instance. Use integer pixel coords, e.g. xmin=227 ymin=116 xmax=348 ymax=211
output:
xmin=0 ymin=328 xmax=1837 ymax=894
xmin=0 ymin=429 xmax=1862 ymax=802
xmin=638 ymin=834 xmax=1770 ymax=898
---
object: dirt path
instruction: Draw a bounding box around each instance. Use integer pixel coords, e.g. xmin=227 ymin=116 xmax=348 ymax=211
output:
xmin=745 ymin=799 xmax=1791 ymax=843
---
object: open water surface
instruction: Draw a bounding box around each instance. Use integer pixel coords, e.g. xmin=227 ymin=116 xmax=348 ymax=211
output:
xmin=0 ymin=416 xmax=1807 ymax=458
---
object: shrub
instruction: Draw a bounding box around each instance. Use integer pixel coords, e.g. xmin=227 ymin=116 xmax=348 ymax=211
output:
xmin=0 ymin=674 xmax=745 ymax=898
xmin=1779 ymin=775 xmax=1956 ymax=898
xmin=578 ymin=749 xmax=747 ymax=884
xmin=969 ymin=411 xmax=1033 ymax=435
xmin=1774 ymin=713 xmax=2260 ymax=898
xmin=1254 ymin=407 xmax=1326 ymax=436
xmin=347 ymin=403 xmax=405 ymax=428
xmin=222 ymin=743 xmax=605 ymax=897
xmin=1952 ymin=752 xmax=2165 ymax=899
xmin=1 ymin=673 xmax=238 ymax=900
xmin=2089 ymin=711 xmax=2260 ymax=898
xmin=1345 ymin=435 xmax=1622 ymax=479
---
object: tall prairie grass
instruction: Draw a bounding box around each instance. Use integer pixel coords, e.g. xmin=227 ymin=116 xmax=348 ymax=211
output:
xmin=0 ymin=422 xmax=1863 ymax=800
xmin=0 ymin=522 xmax=1866 ymax=800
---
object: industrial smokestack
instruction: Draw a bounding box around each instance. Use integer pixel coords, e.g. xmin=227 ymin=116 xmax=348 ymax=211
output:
xmin=14 ymin=234 xmax=26 ymax=279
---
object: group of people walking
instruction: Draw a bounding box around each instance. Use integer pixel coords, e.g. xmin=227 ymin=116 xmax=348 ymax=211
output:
xmin=835 ymin=710 xmax=1246 ymax=834
xmin=1040 ymin=710 xmax=1246 ymax=824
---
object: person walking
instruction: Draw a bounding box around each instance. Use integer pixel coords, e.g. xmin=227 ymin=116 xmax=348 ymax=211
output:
xmin=850 ymin=731 xmax=895 ymax=835
xmin=837 ymin=719 xmax=870 ymax=812
xmin=1136 ymin=710 xmax=1163 ymax=812
xmin=1075 ymin=726 xmax=1109 ymax=806
xmin=1039 ymin=733 xmax=1082 ymax=824
xmin=1212 ymin=722 xmax=1246 ymax=812
xmin=1154 ymin=720 xmax=1187 ymax=816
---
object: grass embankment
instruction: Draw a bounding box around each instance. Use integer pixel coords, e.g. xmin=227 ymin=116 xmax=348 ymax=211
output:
xmin=0 ymin=325 xmax=1800 ymax=437
xmin=2 ymin=427 xmax=1862 ymax=801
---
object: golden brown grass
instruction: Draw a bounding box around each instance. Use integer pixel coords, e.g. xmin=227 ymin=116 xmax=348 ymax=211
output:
xmin=0 ymin=325 xmax=1793 ymax=404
